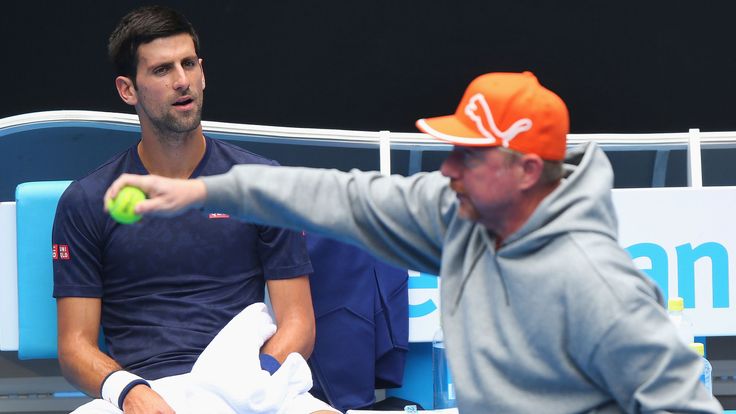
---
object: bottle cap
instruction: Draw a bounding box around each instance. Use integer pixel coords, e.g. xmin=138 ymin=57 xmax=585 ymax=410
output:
xmin=689 ymin=342 xmax=705 ymax=356
xmin=668 ymin=297 xmax=684 ymax=311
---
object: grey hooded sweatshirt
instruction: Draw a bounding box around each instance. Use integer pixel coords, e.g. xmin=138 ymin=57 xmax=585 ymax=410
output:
xmin=201 ymin=142 xmax=721 ymax=413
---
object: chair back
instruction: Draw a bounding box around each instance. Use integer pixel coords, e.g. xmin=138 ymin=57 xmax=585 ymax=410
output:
xmin=16 ymin=180 xmax=72 ymax=359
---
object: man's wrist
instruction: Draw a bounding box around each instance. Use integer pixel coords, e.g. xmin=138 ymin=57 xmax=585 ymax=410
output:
xmin=100 ymin=370 xmax=150 ymax=409
xmin=259 ymin=353 xmax=281 ymax=375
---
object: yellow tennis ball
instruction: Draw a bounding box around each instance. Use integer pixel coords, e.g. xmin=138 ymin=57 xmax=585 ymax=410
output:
xmin=107 ymin=186 xmax=146 ymax=224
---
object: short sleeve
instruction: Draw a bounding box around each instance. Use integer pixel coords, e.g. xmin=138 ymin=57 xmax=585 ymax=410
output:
xmin=256 ymin=225 xmax=312 ymax=280
xmin=52 ymin=182 xmax=105 ymax=298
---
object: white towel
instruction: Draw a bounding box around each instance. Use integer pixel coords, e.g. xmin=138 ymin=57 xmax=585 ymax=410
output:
xmin=187 ymin=302 xmax=315 ymax=413
xmin=72 ymin=303 xmax=336 ymax=414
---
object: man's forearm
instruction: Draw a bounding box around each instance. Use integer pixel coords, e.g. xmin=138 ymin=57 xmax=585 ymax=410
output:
xmin=263 ymin=276 xmax=316 ymax=365
xmin=59 ymin=340 xmax=123 ymax=397
xmin=261 ymin=314 xmax=315 ymax=363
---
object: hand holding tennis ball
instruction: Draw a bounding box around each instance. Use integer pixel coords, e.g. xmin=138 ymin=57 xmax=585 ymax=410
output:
xmin=104 ymin=173 xmax=207 ymax=218
xmin=106 ymin=185 xmax=147 ymax=224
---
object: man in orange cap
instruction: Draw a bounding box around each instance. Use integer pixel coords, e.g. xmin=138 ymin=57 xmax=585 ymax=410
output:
xmin=416 ymin=71 xmax=569 ymax=245
xmin=104 ymin=72 xmax=722 ymax=412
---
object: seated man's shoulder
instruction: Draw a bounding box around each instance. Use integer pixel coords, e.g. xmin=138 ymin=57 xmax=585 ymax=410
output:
xmin=207 ymin=137 xmax=279 ymax=167
xmin=56 ymin=151 xmax=134 ymax=223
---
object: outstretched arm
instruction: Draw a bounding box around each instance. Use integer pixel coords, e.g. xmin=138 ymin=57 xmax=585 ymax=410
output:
xmin=106 ymin=165 xmax=450 ymax=274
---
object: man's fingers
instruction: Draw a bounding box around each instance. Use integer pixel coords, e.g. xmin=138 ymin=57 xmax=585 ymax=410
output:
xmin=132 ymin=198 xmax=158 ymax=215
xmin=133 ymin=187 xmax=186 ymax=216
xmin=105 ymin=174 xmax=204 ymax=217
xmin=104 ymin=173 xmax=148 ymax=211
xmin=133 ymin=196 xmax=178 ymax=216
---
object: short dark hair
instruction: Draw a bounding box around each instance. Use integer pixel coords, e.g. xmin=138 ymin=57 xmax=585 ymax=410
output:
xmin=108 ymin=5 xmax=200 ymax=84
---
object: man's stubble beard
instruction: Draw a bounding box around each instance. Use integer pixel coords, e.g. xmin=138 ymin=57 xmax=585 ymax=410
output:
xmin=145 ymin=97 xmax=204 ymax=146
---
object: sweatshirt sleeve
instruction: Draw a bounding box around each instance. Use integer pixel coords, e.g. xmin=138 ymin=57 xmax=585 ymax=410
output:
xmin=583 ymin=300 xmax=722 ymax=413
xmin=200 ymin=164 xmax=454 ymax=274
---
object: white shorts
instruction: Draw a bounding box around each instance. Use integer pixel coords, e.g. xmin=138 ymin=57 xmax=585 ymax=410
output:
xmin=72 ymin=380 xmax=337 ymax=414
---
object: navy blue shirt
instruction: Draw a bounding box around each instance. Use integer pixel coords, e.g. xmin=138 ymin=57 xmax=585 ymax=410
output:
xmin=52 ymin=137 xmax=312 ymax=379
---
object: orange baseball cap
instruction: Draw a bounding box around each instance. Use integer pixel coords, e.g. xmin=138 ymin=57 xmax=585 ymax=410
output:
xmin=416 ymin=71 xmax=569 ymax=161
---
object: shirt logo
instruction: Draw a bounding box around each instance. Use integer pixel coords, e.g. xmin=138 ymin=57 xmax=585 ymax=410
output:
xmin=208 ymin=213 xmax=230 ymax=219
xmin=53 ymin=244 xmax=71 ymax=260
xmin=464 ymin=93 xmax=533 ymax=147
xmin=59 ymin=244 xmax=70 ymax=260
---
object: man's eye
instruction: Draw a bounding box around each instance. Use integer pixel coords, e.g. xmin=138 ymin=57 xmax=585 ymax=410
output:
xmin=460 ymin=150 xmax=475 ymax=160
xmin=460 ymin=150 xmax=484 ymax=167
xmin=153 ymin=67 xmax=168 ymax=76
xmin=183 ymin=60 xmax=196 ymax=68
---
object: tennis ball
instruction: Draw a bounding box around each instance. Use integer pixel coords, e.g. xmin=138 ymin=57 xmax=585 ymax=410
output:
xmin=107 ymin=186 xmax=146 ymax=224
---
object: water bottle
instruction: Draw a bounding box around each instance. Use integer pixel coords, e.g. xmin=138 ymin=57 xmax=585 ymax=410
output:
xmin=667 ymin=297 xmax=694 ymax=346
xmin=689 ymin=342 xmax=712 ymax=394
xmin=432 ymin=326 xmax=457 ymax=409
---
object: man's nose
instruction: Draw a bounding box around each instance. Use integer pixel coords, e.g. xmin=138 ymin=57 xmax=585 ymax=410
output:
xmin=172 ymin=65 xmax=190 ymax=91
xmin=440 ymin=150 xmax=462 ymax=179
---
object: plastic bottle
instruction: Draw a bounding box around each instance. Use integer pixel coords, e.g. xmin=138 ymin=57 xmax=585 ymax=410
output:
xmin=667 ymin=297 xmax=694 ymax=346
xmin=432 ymin=326 xmax=457 ymax=409
xmin=689 ymin=342 xmax=713 ymax=394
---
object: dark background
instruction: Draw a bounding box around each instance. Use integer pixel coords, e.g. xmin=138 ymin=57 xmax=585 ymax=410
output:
xmin=2 ymin=1 xmax=736 ymax=133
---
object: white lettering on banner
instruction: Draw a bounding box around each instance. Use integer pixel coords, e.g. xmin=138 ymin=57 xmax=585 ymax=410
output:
xmin=407 ymin=186 xmax=736 ymax=342
xmin=613 ymin=187 xmax=736 ymax=337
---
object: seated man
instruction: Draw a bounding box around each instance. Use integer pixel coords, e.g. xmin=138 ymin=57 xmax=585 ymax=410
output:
xmin=52 ymin=5 xmax=334 ymax=413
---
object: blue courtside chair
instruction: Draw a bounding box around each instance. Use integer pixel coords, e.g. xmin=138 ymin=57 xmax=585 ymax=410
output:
xmin=16 ymin=180 xmax=72 ymax=359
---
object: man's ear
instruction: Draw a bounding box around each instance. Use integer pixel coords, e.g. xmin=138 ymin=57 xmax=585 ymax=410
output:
xmin=199 ymin=58 xmax=205 ymax=90
xmin=518 ymin=154 xmax=544 ymax=190
xmin=115 ymin=76 xmax=138 ymax=106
